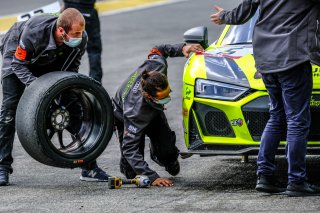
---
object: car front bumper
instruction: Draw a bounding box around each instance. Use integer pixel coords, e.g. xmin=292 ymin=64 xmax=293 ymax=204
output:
xmin=182 ymin=86 xmax=320 ymax=155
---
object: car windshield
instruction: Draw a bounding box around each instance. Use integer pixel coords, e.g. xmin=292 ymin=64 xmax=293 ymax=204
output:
xmin=221 ymin=11 xmax=259 ymax=45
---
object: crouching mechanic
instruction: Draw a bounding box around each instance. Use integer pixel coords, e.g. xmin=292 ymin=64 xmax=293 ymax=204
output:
xmin=0 ymin=8 xmax=110 ymax=186
xmin=113 ymin=43 xmax=204 ymax=186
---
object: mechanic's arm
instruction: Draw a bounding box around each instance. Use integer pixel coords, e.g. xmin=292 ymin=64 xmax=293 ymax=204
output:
xmin=149 ymin=43 xmax=204 ymax=59
xmin=211 ymin=0 xmax=260 ymax=25
xmin=11 ymin=31 xmax=37 ymax=86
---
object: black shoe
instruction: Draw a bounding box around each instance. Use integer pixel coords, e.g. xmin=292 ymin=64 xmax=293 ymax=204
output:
xmin=255 ymin=175 xmax=286 ymax=193
xmin=285 ymin=182 xmax=320 ymax=197
xmin=80 ymin=167 xmax=111 ymax=182
xmin=0 ymin=170 xmax=9 ymax=186
xmin=165 ymin=160 xmax=180 ymax=176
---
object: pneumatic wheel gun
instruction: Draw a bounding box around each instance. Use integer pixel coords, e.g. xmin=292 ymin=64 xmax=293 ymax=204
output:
xmin=108 ymin=175 xmax=151 ymax=189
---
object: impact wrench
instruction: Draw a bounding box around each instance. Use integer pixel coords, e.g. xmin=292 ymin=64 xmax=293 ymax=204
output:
xmin=108 ymin=175 xmax=151 ymax=189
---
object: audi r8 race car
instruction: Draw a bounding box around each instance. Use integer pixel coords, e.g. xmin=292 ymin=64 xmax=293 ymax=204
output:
xmin=181 ymin=13 xmax=320 ymax=158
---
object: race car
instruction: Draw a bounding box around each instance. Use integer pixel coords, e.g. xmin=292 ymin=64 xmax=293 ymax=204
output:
xmin=181 ymin=13 xmax=320 ymax=158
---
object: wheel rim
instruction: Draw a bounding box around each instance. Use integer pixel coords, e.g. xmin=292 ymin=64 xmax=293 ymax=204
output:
xmin=44 ymin=87 xmax=106 ymax=158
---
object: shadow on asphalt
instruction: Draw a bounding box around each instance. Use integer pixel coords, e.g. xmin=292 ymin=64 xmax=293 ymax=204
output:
xmin=176 ymin=156 xmax=320 ymax=192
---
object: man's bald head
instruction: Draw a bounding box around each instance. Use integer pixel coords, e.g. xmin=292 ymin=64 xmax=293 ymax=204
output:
xmin=57 ymin=8 xmax=85 ymax=33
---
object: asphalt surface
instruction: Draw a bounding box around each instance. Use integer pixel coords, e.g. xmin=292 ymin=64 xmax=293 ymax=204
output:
xmin=1 ymin=0 xmax=320 ymax=212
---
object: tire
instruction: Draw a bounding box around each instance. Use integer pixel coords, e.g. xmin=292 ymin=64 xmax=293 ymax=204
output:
xmin=16 ymin=71 xmax=114 ymax=168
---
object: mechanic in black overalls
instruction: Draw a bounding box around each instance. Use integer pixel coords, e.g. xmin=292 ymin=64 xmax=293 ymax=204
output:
xmin=113 ymin=43 xmax=204 ymax=186
xmin=0 ymin=8 xmax=109 ymax=186
xmin=62 ymin=0 xmax=103 ymax=83
xmin=211 ymin=0 xmax=320 ymax=196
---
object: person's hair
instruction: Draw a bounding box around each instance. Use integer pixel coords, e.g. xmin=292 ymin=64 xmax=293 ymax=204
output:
xmin=57 ymin=8 xmax=85 ymax=33
xmin=141 ymin=70 xmax=168 ymax=97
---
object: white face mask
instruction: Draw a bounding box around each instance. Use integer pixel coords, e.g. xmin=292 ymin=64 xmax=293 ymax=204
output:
xmin=153 ymin=96 xmax=171 ymax=105
xmin=63 ymin=33 xmax=82 ymax=47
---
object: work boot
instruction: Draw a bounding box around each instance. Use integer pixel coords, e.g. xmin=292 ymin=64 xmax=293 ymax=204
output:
xmin=255 ymin=174 xmax=286 ymax=193
xmin=0 ymin=169 xmax=9 ymax=186
xmin=80 ymin=167 xmax=110 ymax=182
xmin=165 ymin=160 xmax=180 ymax=176
xmin=285 ymin=182 xmax=320 ymax=197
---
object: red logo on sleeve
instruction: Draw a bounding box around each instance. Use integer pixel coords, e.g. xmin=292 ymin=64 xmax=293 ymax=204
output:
xmin=148 ymin=48 xmax=162 ymax=58
xmin=15 ymin=45 xmax=27 ymax=60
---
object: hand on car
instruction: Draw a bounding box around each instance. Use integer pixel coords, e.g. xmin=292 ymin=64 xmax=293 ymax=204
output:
xmin=210 ymin=5 xmax=225 ymax=25
xmin=182 ymin=44 xmax=204 ymax=58
xmin=152 ymin=177 xmax=173 ymax=187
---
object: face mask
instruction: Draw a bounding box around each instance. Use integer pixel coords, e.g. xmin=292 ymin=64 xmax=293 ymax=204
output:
xmin=153 ymin=96 xmax=171 ymax=105
xmin=63 ymin=33 xmax=82 ymax=47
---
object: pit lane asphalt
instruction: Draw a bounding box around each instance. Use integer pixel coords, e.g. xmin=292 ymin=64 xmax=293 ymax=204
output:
xmin=1 ymin=0 xmax=320 ymax=212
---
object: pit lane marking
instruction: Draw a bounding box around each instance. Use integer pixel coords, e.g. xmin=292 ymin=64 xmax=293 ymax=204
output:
xmin=0 ymin=0 xmax=189 ymax=35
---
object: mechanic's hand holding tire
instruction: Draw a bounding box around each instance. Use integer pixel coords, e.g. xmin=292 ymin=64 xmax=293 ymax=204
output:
xmin=16 ymin=71 xmax=114 ymax=168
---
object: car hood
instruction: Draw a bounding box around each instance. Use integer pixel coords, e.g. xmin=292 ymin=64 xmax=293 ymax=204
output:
xmin=183 ymin=45 xmax=265 ymax=90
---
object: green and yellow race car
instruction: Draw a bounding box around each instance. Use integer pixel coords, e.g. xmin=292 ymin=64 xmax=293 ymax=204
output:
xmin=181 ymin=13 xmax=320 ymax=158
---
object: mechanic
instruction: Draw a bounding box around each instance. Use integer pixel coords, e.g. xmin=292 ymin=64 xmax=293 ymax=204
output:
xmin=62 ymin=0 xmax=103 ymax=83
xmin=211 ymin=0 xmax=320 ymax=196
xmin=0 ymin=8 xmax=109 ymax=186
xmin=113 ymin=43 xmax=204 ymax=186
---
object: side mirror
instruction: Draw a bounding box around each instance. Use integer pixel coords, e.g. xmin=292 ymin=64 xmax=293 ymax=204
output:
xmin=184 ymin=26 xmax=208 ymax=49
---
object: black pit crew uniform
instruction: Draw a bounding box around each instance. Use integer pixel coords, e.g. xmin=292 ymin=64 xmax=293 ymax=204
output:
xmin=113 ymin=44 xmax=184 ymax=183
xmin=0 ymin=14 xmax=87 ymax=173
xmin=63 ymin=0 xmax=103 ymax=82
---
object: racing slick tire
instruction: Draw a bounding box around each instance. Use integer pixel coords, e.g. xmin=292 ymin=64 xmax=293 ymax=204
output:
xmin=16 ymin=71 xmax=114 ymax=168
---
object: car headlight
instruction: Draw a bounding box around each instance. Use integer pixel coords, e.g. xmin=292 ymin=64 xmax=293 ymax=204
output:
xmin=195 ymin=79 xmax=249 ymax=101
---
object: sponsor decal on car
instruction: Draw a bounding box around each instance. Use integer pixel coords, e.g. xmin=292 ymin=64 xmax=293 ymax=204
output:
xmin=310 ymin=95 xmax=320 ymax=107
xmin=185 ymin=86 xmax=191 ymax=100
xmin=313 ymin=66 xmax=320 ymax=78
xmin=230 ymin=118 xmax=243 ymax=127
